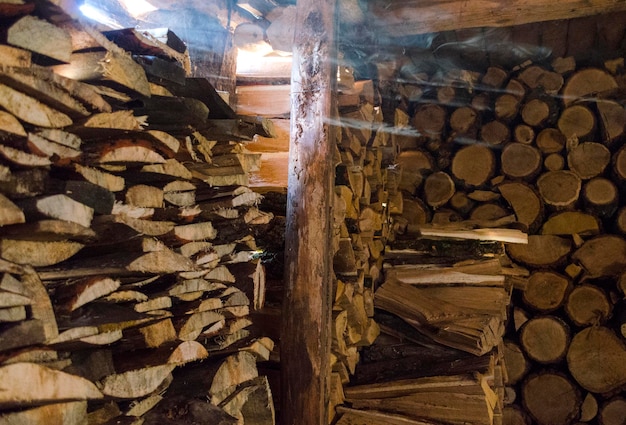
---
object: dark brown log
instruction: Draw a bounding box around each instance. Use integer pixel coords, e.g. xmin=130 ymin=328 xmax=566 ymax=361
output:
xmin=544 ymin=153 xmax=565 ymax=171
xmin=536 ymin=170 xmax=582 ymax=209
xmin=502 ymin=405 xmax=531 ymax=425
xmin=482 ymin=66 xmax=508 ymax=88
xmin=519 ymin=316 xmax=570 ymax=364
xmin=505 ymin=78 xmax=527 ymax=99
xmin=449 ymin=106 xmax=479 ymax=138
xmin=495 ymin=94 xmax=520 ymax=122
xmin=501 ymin=143 xmax=542 ymax=181
xmin=567 ymin=326 xmax=626 ymax=393
xmin=567 ymin=142 xmax=611 ymax=180
xmin=613 ymin=143 xmax=626 ymax=188
xmin=506 ymin=235 xmax=571 ymax=268
xmin=449 ymin=192 xmax=475 ymax=216
xmin=514 ymin=124 xmax=534 ymax=145
xmin=571 ymin=235 xmax=626 ymax=279
xmin=423 ymin=171 xmax=455 ymax=208
xmin=582 ymin=177 xmax=619 ymax=218
xmin=599 ymin=397 xmax=626 ymax=425
xmin=480 ymin=120 xmax=510 ymax=145
xmin=503 ymin=340 xmax=530 ymax=386
xmin=521 ymin=372 xmax=581 ymax=425
xmin=565 ymin=284 xmax=612 ymax=327
xmin=536 ymin=128 xmax=566 ymax=154
xmin=450 ymin=144 xmax=495 ymax=188
xmin=522 ymin=271 xmax=572 ymax=313
xmin=558 ymin=105 xmax=596 ymax=142
xmin=396 ymin=150 xmax=434 ymax=195
xmin=521 ymin=98 xmax=551 ymax=127
xmin=518 ymin=65 xmax=564 ymax=94
xmin=615 ymin=208 xmax=626 ymax=239
xmin=562 ymin=68 xmax=618 ymax=106
xmin=413 ymin=103 xmax=447 ymax=139
xmin=498 ymin=181 xmax=543 ymax=233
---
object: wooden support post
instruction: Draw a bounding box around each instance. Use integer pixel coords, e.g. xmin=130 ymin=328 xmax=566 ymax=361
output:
xmin=281 ymin=0 xmax=336 ymax=424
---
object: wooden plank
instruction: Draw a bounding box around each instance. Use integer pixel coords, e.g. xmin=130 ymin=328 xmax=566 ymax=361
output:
xmin=367 ymin=0 xmax=626 ymax=37
xmin=281 ymin=1 xmax=336 ymax=424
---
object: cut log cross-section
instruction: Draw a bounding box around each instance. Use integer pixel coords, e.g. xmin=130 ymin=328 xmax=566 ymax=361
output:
xmin=451 ymin=144 xmax=495 ymax=188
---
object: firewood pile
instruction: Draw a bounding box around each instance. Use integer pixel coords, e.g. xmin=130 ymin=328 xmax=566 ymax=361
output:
xmin=335 ymin=50 xmax=626 ymax=424
xmin=0 ymin=2 xmax=276 ymax=424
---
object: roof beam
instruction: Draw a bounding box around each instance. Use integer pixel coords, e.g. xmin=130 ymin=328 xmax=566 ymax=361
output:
xmin=367 ymin=0 xmax=626 ymax=37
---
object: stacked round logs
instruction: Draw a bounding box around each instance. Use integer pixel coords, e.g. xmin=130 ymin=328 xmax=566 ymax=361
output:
xmin=387 ymin=57 xmax=626 ymax=425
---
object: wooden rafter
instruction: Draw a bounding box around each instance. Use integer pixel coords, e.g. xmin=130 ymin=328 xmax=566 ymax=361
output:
xmin=367 ymin=0 xmax=626 ymax=37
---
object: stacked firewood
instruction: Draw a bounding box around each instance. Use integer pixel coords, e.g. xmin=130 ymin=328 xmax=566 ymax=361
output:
xmin=327 ymin=74 xmax=400 ymax=422
xmin=337 ymin=51 xmax=626 ymax=425
xmin=0 ymin=2 xmax=276 ymax=424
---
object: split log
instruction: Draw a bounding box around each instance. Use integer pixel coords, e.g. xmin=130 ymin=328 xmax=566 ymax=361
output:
xmin=506 ymin=235 xmax=571 ymax=268
xmin=0 ymin=362 xmax=102 ymax=408
xmin=98 ymin=364 xmax=175 ymax=399
xmin=335 ymin=406 xmax=440 ymax=424
xmin=55 ymin=276 xmax=121 ymax=313
xmin=451 ymin=144 xmax=495 ymax=188
xmin=519 ymin=316 xmax=570 ymax=364
xmin=0 ymin=83 xmax=72 ymax=128
xmin=522 ymin=271 xmax=572 ymax=313
xmin=6 ymin=15 xmax=71 ymax=63
xmin=0 ymin=67 xmax=91 ymax=119
xmin=596 ymin=99 xmax=626 ymax=147
xmin=0 ymin=110 xmax=26 ymax=137
xmin=503 ymin=340 xmax=530 ymax=386
xmin=562 ymin=68 xmax=618 ymax=106
xmin=536 ymin=170 xmax=581 ymax=209
xmin=580 ymin=392 xmax=599 ymax=422
xmin=52 ymin=49 xmax=151 ymax=97
xmin=497 ymin=182 xmax=543 ymax=233
xmin=567 ymin=142 xmax=610 ymax=180
xmin=345 ymin=374 xmax=497 ymax=425
xmin=0 ymin=44 xmax=31 ymax=68
xmin=0 ymin=239 xmax=83 ymax=267
xmin=541 ymin=211 xmax=601 ymax=236
xmin=521 ymin=372 xmax=581 ymax=425
xmin=0 ymin=193 xmax=25 ymax=226
xmin=567 ymin=326 xmax=626 ymax=393
xmin=564 ymin=284 xmax=612 ymax=326
xmin=16 ymin=194 xmax=94 ymax=228
xmin=0 ymin=401 xmax=87 ymax=425
xmin=571 ymin=234 xmax=626 ymax=279
xmin=501 ymin=143 xmax=542 ymax=181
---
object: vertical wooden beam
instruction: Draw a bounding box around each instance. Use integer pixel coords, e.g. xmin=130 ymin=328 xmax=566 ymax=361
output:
xmin=281 ymin=0 xmax=336 ymax=424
